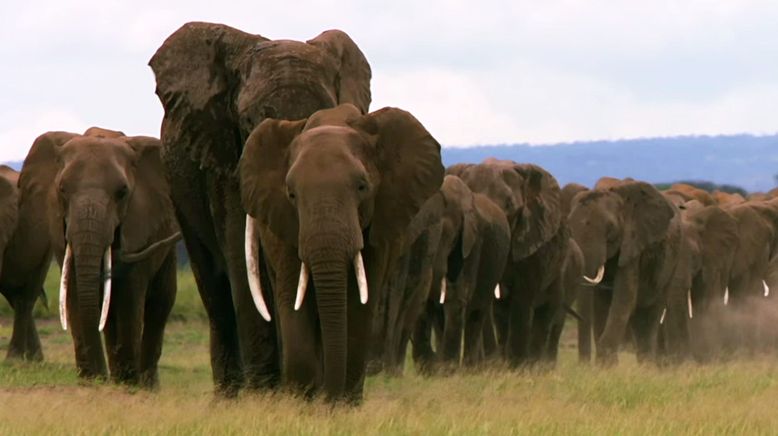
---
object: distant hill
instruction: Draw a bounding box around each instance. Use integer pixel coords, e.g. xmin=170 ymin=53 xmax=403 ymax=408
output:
xmin=442 ymin=134 xmax=778 ymax=193
xmin=5 ymin=133 xmax=777 ymax=192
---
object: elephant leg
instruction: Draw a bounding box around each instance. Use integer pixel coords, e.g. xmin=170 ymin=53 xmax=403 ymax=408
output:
xmin=441 ymin=297 xmax=465 ymax=366
xmin=577 ymin=287 xmax=593 ymax=363
xmin=345 ymin=273 xmax=376 ymax=405
xmin=597 ymin=263 xmax=638 ymax=366
xmin=411 ymin=300 xmax=437 ymax=374
xmin=505 ymin=282 xmax=534 ymax=367
xmin=178 ymin=217 xmax=244 ymax=397
xmin=462 ymin=306 xmax=486 ymax=367
xmin=528 ymin=303 xmax=553 ymax=365
xmin=629 ymin=304 xmax=662 ymax=363
xmin=110 ymin=277 xmax=145 ymax=385
xmin=546 ymin=316 xmax=564 ymax=364
xmin=481 ymin=306 xmax=498 ymax=359
xmin=223 ymin=206 xmax=279 ymax=391
xmin=5 ymin=290 xmax=42 ymax=361
xmin=139 ymin=253 xmax=177 ymax=389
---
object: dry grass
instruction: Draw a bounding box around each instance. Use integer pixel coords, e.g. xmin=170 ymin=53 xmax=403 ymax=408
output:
xmin=2 ymin=269 xmax=778 ymax=434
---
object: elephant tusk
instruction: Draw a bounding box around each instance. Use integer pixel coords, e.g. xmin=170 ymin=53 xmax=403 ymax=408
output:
xmin=494 ymin=284 xmax=501 ymax=300
xmin=439 ymin=278 xmax=446 ymax=304
xmin=58 ymin=243 xmax=72 ymax=331
xmin=764 ymin=280 xmax=770 ymax=298
xmin=294 ymin=262 xmax=309 ymax=311
xmin=583 ymin=265 xmax=605 ymax=284
xmin=687 ymin=289 xmax=693 ymax=319
xmin=99 ymin=246 xmax=112 ymax=332
xmin=724 ymin=287 xmax=729 ymax=305
xmin=659 ymin=307 xmax=667 ymax=325
xmin=244 ymin=215 xmax=271 ymax=322
xmin=354 ymin=251 xmax=368 ymax=305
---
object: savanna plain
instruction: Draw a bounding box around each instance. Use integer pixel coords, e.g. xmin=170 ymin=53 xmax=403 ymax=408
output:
xmin=2 ymin=268 xmax=778 ymax=435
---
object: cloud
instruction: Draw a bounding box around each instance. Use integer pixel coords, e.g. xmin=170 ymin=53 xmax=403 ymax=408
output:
xmin=1 ymin=0 xmax=777 ymax=161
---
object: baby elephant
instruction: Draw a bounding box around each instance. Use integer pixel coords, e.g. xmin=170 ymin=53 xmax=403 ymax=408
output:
xmin=19 ymin=127 xmax=179 ymax=387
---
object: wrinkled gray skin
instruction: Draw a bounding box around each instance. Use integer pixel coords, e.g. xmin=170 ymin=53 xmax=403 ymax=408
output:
xmin=448 ymin=159 xmax=569 ymax=366
xmin=568 ymin=178 xmax=682 ymax=365
xmin=0 ymin=165 xmax=50 ymax=361
xmin=405 ymin=176 xmax=511 ymax=371
xmin=19 ymin=128 xmax=179 ymax=386
xmin=149 ymin=22 xmax=372 ymax=397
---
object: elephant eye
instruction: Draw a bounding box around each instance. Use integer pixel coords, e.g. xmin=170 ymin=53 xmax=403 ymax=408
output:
xmin=287 ymin=189 xmax=296 ymax=201
xmin=357 ymin=183 xmax=367 ymax=193
xmin=116 ymin=185 xmax=129 ymax=200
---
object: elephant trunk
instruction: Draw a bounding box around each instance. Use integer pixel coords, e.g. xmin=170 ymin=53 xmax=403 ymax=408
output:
xmin=67 ymin=198 xmax=112 ymax=378
xmin=308 ymin=248 xmax=349 ymax=401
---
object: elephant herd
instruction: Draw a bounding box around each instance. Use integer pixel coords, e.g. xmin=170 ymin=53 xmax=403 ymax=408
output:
xmin=2 ymin=22 xmax=778 ymax=405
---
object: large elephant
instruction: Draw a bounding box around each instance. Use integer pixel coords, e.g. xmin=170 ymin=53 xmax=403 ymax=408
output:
xmin=239 ymin=104 xmax=443 ymax=402
xmin=567 ymin=178 xmax=682 ymax=364
xmin=0 ymin=165 xmax=51 ymax=361
xmin=149 ymin=22 xmax=371 ymax=396
xmin=407 ymin=175 xmax=510 ymax=370
xmin=448 ymin=159 xmax=568 ymax=366
xmin=19 ymin=128 xmax=179 ymax=387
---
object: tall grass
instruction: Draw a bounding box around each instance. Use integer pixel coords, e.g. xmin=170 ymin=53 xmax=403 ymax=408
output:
xmin=2 ymin=268 xmax=778 ymax=434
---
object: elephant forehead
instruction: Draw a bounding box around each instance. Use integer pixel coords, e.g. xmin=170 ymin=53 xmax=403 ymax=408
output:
xmin=290 ymin=127 xmax=367 ymax=170
xmin=60 ymin=137 xmax=132 ymax=164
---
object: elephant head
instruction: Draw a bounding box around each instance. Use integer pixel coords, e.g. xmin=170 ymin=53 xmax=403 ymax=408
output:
xmin=19 ymin=128 xmax=178 ymax=376
xmin=149 ymin=22 xmax=371 ymax=174
xmin=447 ymin=159 xmax=561 ymax=262
xmin=239 ymin=104 xmax=443 ymax=398
xmin=561 ymin=183 xmax=589 ymax=219
xmin=568 ymin=179 xmax=676 ymax=281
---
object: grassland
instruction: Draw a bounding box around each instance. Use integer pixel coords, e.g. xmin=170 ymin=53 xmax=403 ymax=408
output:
xmin=2 ymin=268 xmax=778 ymax=434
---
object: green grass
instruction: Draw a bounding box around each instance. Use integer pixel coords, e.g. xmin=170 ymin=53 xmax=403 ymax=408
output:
xmin=3 ymin=269 xmax=778 ymax=434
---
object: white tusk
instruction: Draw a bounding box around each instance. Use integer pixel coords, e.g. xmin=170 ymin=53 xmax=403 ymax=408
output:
xmin=687 ymin=289 xmax=693 ymax=319
xmin=439 ymin=278 xmax=446 ymax=304
xmin=244 ymin=215 xmax=271 ymax=322
xmin=659 ymin=307 xmax=667 ymax=324
xmin=724 ymin=287 xmax=729 ymax=305
xmin=494 ymin=284 xmax=501 ymax=300
xmin=354 ymin=251 xmax=368 ymax=305
xmin=764 ymin=280 xmax=770 ymax=297
xmin=294 ymin=262 xmax=309 ymax=311
xmin=98 ymin=246 xmax=112 ymax=332
xmin=58 ymin=243 xmax=72 ymax=331
xmin=583 ymin=265 xmax=605 ymax=284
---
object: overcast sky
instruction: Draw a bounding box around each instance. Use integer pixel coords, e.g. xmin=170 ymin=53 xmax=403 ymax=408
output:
xmin=1 ymin=0 xmax=777 ymax=161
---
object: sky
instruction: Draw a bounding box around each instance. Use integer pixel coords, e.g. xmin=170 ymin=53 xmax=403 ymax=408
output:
xmin=1 ymin=0 xmax=777 ymax=162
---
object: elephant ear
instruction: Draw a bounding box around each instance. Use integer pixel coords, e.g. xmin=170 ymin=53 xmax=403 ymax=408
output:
xmin=240 ymin=118 xmax=308 ymax=243
xmin=121 ymin=136 xmax=177 ymax=255
xmin=18 ymin=131 xmax=78 ymax=210
xmin=0 ymin=167 xmax=19 ymax=258
xmin=440 ymin=175 xmax=478 ymax=259
xmin=691 ymin=205 xmax=739 ymax=272
xmin=307 ymin=30 xmax=372 ymax=113
xmin=352 ymin=107 xmax=444 ymax=248
xmin=149 ymin=22 xmax=266 ymax=173
xmin=445 ymin=163 xmax=473 ymax=178
xmin=611 ymin=181 xmax=676 ymax=266
xmin=511 ymin=164 xmax=561 ymax=260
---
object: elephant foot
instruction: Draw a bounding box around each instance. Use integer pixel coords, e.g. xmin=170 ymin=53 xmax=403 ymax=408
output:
xmin=365 ymin=359 xmax=384 ymax=376
xmin=5 ymin=347 xmax=43 ymax=362
xmin=595 ymin=351 xmax=618 ymax=367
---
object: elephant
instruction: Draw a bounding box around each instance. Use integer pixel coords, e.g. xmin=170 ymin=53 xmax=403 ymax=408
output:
xmin=239 ymin=103 xmax=444 ymax=403
xmin=149 ymin=22 xmax=372 ymax=396
xmin=19 ymin=127 xmax=179 ymax=387
xmin=666 ymin=183 xmax=715 ymax=206
xmin=657 ymin=195 xmax=739 ymax=362
xmin=567 ymin=178 xmax=682 ymax=365
xmin=448 ymin=159 xmax=570 ymax=366
xmin=0 ymin=165 xmax=51 ymax=361
xmin=404 ymin=175 xmax=511 ymax=371
xmin=713 ymin=190 xmax=746 ymax=206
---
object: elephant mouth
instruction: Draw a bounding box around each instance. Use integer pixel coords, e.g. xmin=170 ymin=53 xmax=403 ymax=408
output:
xmin=243 ymin=214 xmax=369 ymax=322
